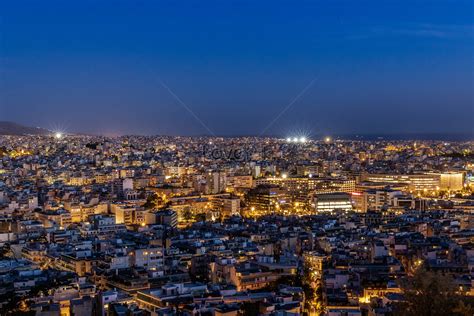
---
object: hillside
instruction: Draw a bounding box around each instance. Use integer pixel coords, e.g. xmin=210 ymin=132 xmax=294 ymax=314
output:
xmin=0 ymin=121 xmax=51 ymax=135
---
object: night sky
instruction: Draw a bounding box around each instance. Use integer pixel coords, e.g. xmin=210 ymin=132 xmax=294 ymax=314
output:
xmin=1 ymin=1 xmax=473 ymax=137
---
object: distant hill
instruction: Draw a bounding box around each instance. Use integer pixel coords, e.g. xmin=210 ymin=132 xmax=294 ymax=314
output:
xmin=0 ymin=121 xmax=51 ymax=135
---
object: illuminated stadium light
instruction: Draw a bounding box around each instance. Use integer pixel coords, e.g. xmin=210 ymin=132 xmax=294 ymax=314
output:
xmin=286 ymin=136 xmax=309 ymax=143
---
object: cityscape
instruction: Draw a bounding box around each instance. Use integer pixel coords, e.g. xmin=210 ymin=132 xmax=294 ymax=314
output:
xmin=1 ymin=1 xmax=474 ymax=316
xmin=0 ymin=134 xmax=473 ymax=315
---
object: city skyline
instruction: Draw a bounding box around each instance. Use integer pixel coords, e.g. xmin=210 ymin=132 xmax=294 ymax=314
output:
xmin=0 ymin=134 xmax=473 ymax=315
xmin=1 ymin=2 xmax=474 ymax=315
xmin=1 ymin=1 xmax=473 ymax=136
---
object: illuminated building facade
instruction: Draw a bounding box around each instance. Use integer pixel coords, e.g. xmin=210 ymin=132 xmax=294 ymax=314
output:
xmin=439 ymin=172 xmax=464 ymax=191
xmin=361 ymin=189 xmax=414 ymax=212
xmin=254 ymin=177 xmax=355 ymax=210
xmin=246 ymin=185 xmax=289 ymax=216
xmin=211 ymin=196 xmax=241 ymax=218
xmin=314 ymin=193 xmax=353 ymax=212
xmin=361 ymin=173 xmax=440 ymax=192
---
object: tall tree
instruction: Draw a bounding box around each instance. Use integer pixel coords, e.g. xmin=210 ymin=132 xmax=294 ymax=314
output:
xmin=395 ymin=268 xmax=474 ymax=316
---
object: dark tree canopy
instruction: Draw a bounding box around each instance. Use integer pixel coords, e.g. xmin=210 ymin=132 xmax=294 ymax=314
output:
xmin=395 ymin=268 xmax=474 ymax=316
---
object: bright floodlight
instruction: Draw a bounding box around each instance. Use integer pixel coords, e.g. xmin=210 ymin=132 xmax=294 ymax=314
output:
xmin=281 ymin=173 xmax=288 ymax=179
xmin=286 ymin=137 xmax=292 ymax=142
xmin=292 ymin=137 xmax=298 ymax=142
xmin=325 ymin=137 xmax=331 ymax=143
xmin=55 ymin=132 xmax=63 ymax=139
xmin=300 ymin=137 xmax=306 ymax=143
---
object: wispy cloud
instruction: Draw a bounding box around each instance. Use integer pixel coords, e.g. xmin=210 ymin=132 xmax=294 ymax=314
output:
xmin=348 ymin=23 xmax=474 ymax=40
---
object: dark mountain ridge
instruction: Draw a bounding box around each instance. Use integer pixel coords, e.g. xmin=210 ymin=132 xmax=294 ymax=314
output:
xmin=0 ymin=121 xmax=51 ymax=135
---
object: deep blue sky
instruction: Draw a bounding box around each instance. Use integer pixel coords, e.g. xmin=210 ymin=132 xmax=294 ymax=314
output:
xmin=1 ymin=1 xmax=473 ymax=137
